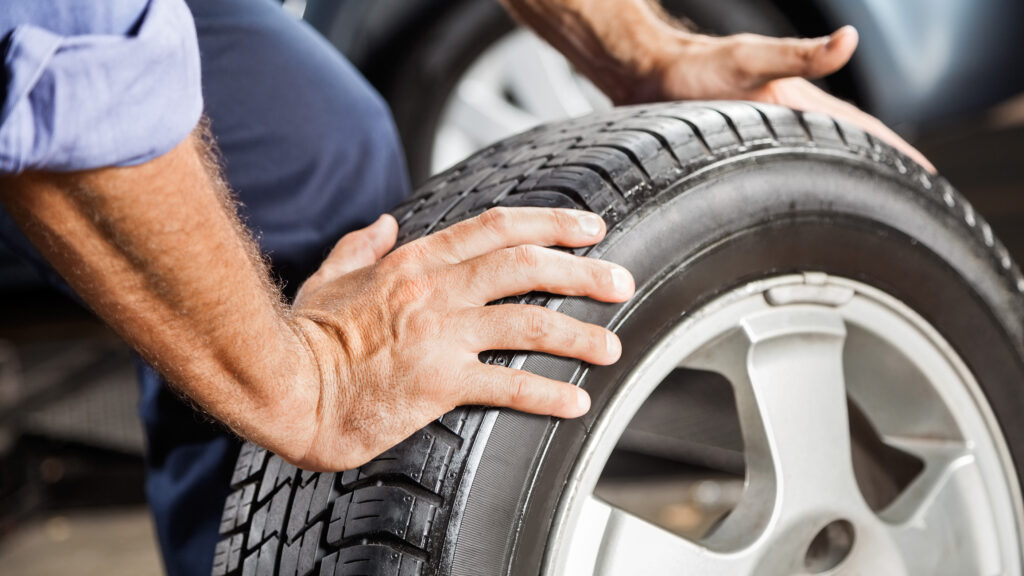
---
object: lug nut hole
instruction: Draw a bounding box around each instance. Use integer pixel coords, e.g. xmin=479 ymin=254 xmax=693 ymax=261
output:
xmin=804 ymin=519 xmax=855 ymax=573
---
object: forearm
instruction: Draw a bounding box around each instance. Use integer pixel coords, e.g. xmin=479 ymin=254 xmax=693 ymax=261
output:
xmin=0 ymin=124 xmax=316 ymax=457
xmin=500 ymin=0 xmax=685 ymax=103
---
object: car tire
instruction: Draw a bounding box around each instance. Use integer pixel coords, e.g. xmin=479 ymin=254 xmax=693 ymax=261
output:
xmin=213 ymin=101 xmax=1024 ymax=575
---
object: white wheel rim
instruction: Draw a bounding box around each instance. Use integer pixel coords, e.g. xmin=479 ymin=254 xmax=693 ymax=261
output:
xmin=546 ymin=273 xmax=1024 ymax=575
xmin=431 ymin=28 xmax=611 ymax=175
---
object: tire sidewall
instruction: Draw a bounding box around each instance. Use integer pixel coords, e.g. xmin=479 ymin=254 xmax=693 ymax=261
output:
xmin=446 ymin=151 xmax=1024 ymax=574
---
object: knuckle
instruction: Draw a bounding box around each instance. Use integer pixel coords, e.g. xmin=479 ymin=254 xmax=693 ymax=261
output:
xmin=551 ymin=208 xmax=577 ymax=233
xmin=522 ymin=308 xmax=550 ymax=342
xmin=388 ymin=242 xmax=425 ymax=268
xmin=394 ymin=274 xmax=434 ymax=303
xmin=511 ymin=244 xmax=542 ymax=269
xmin=479 ymin=207 xmax=512 ymax=236
xmin=798 ymin=43 xmax=818 ymax=67
xmin=589 ymin=261 xmax=609 ymax=288
xmin=506 ymin=372 xmax=531 ymax=405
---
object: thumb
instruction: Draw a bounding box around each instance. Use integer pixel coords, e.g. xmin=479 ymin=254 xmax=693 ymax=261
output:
xmin=728 ymin=25 xmax=859 ymax=89
xmin=322 ymin=214 xmax=399 ymax=278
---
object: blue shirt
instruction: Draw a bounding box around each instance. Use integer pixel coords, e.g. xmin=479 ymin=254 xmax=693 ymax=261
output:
xmin=0 ymin=0 xmax=202 ymax=173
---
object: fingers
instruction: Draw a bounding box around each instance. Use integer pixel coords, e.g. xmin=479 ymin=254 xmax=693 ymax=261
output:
xmin=322 ymin=214 xmax=399 ymax=278
xmin=458 ymin=304 xmax=622 ymax=365
xmin=413 ymin=207 xmax=607 ymax=264
xmin=459 ymin=363 xmax=591 ymax=419
xmin=830 ymin=103 xmax=937 ymax=173
xmin=764 ymin=78 xmax=937 ymax=173
xmin=457 ymin=244 xmax=634 ymax=304
xmin=727 ymin=25 xmax=858 ymax=88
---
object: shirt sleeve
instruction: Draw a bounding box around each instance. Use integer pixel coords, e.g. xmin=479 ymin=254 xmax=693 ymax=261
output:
xmin=0 ymin=0 xmax=203 ymax=173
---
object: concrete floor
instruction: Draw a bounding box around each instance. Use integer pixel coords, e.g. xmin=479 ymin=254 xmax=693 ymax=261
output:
xmin=0 ymin=507 xmax=162 ymax=576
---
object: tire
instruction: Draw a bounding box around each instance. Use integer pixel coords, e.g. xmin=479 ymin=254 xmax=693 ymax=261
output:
xmin=213 ymin=101 xmax=1024 ymax=575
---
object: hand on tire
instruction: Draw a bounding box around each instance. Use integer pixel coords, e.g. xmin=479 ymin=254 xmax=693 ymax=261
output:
xmin=648 ymin=25 xmax=935 ymax=172
xmin=286 ymin=208 xmax=634 ymax=471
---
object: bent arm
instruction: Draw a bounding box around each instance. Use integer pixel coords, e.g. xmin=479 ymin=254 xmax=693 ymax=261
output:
xmin=501 ymin=0 xmax=935 ymax=171
xmin=499 ymin=0 xmax=680 ymax=104
xmin=0 ymin=123 xmax=319 ymax=459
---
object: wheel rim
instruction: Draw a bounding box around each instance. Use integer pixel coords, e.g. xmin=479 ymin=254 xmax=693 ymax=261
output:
xmin=430 ymin=29 xmax=611 ymax=175
xmin=545 ymin=273 xmax=1024 ymax=575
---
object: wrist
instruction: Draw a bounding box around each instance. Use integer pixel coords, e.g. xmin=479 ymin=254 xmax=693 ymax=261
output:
xmin=220 ymin=314 xmax=328 ymax=466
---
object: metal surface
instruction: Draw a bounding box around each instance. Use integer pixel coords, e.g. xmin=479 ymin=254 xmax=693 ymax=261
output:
xmin=546 ymin=273 xmax=1023 ymax=575
xmin=431 ymin=29 xmax=610 ymax=174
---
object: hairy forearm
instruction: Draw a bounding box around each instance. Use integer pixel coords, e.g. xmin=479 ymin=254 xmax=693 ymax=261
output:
xmin=500 ymin=0 xmax=686 ymax=103
xmin=0 ymin=124 xmax=316 ymax=456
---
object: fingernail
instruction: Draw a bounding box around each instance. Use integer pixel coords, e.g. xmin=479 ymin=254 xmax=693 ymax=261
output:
xmin=576 ymin=388 xmax=591 ymax=414
xmin=576 ymin=212 xmax=603 ymax=237
xmin=610 ymin=267 xmax=633 ymax=295
xmin=605 ymin=331 xmax=621 ymax=356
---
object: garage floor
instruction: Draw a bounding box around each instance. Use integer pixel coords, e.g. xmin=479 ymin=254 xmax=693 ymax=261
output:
xmin=0 ymin=507 xmax=161 ymax=576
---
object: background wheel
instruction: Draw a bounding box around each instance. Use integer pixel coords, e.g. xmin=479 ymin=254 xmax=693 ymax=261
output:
xmin=381 ymin=0 xmax=800 ymax=183
xmin=213 ymin=101 xmax=1024 ymax=575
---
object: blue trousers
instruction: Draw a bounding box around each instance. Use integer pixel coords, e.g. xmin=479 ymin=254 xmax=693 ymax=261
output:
xmin=0 ymin=1 xmax=410 ymax=574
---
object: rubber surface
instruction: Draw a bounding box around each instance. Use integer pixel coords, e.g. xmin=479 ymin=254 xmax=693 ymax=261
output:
xmin=213 ymin=101 xmax=1024 ymax=576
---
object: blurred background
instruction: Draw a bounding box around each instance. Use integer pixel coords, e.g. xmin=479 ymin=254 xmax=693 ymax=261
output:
xmin=2 ymin=0 xmax=1023 ymax=572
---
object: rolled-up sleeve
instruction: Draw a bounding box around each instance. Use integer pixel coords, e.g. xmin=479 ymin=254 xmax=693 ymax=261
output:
xmin=0 ymin=0 xmax=202 ymax=173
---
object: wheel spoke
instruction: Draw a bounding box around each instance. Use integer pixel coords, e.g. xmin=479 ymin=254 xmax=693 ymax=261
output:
xmin=882 ymin=439 xmax=1002 ymax=575
xmin=685 ymin=306 xmax=862 ymax=549
xmin=741 ymin=307 xmax=861 ymax=514
xmin=572 ymin=496 xmax=746 ymax=575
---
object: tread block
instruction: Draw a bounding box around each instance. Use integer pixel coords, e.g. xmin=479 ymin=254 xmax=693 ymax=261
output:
xmin=582 ymin=131 xmax=679 ymax=183
xmin=286 ymin=480 xmax=317 ymax=542
xmin=259 ymin=456 xmax=297 ymax=502
xmin=746 ymin=103 xmax=809 ymax=143
xmin=248 ymin=485 xmax=291 ymax=550
xmin=517 ymin=166 xmax=626 ymax=215
xmin=472 ymin=158 xmax=548 ymax=190
xmin=232 ymin=444 xmax=269 ymax=486
xmin=547 ymin=147 xmax=649 ymax=199
xmin=308 ymin=472 xmax=336 ymax=524
xmin=799 ymin=111 xmax=846 ymax=148
xmin=332 ymin=544 xmax=423 ymax=576
xmin=437 ymin=181 xmax=517 ymax=227
xmin=504 ymin=141 xmax=577 ymax=166
xmin=395 ymin=191 xmax=466 ymax=243
xmin=336 ymin=485 xmax=437 ymax=547
xmin=648 ymin=107 xmax=740 ymax=151
xmin=439 ymin=410 xmax=467 ymax=435
xmin=703 ymin=102 xmax=775 ymax=144
xmin=280 ymin=539 xmax=301 ymax=576
xmin=221 ymin=483 xmax=256 ymax=532
xmin=326 ymin=492 xmax=352 ymax=546
xmin=212 ymin=533 xmax=244 ymax=575
xmin=611 ymin=116 xmax=706 ymax=168
xmin=318 ymin=552 xmax=338 ymax=576
xmin=338 ymin=429 xmax=453 ymax=493
xmin=833 ymin=119 xmax=872 ymax=153
xmin=241 ymin=536 xmax=280 ymax=576
xmin=500 ymin=189 xmax=583 ymax=211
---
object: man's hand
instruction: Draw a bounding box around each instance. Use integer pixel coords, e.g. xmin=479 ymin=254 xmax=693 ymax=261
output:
xmin=1 ymin=126 xmax=633 ymax=474
xmin=288 ymin=208 xmax=633 ymax=471
xmin=502 ymin=0 xmax=935 ymax=172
